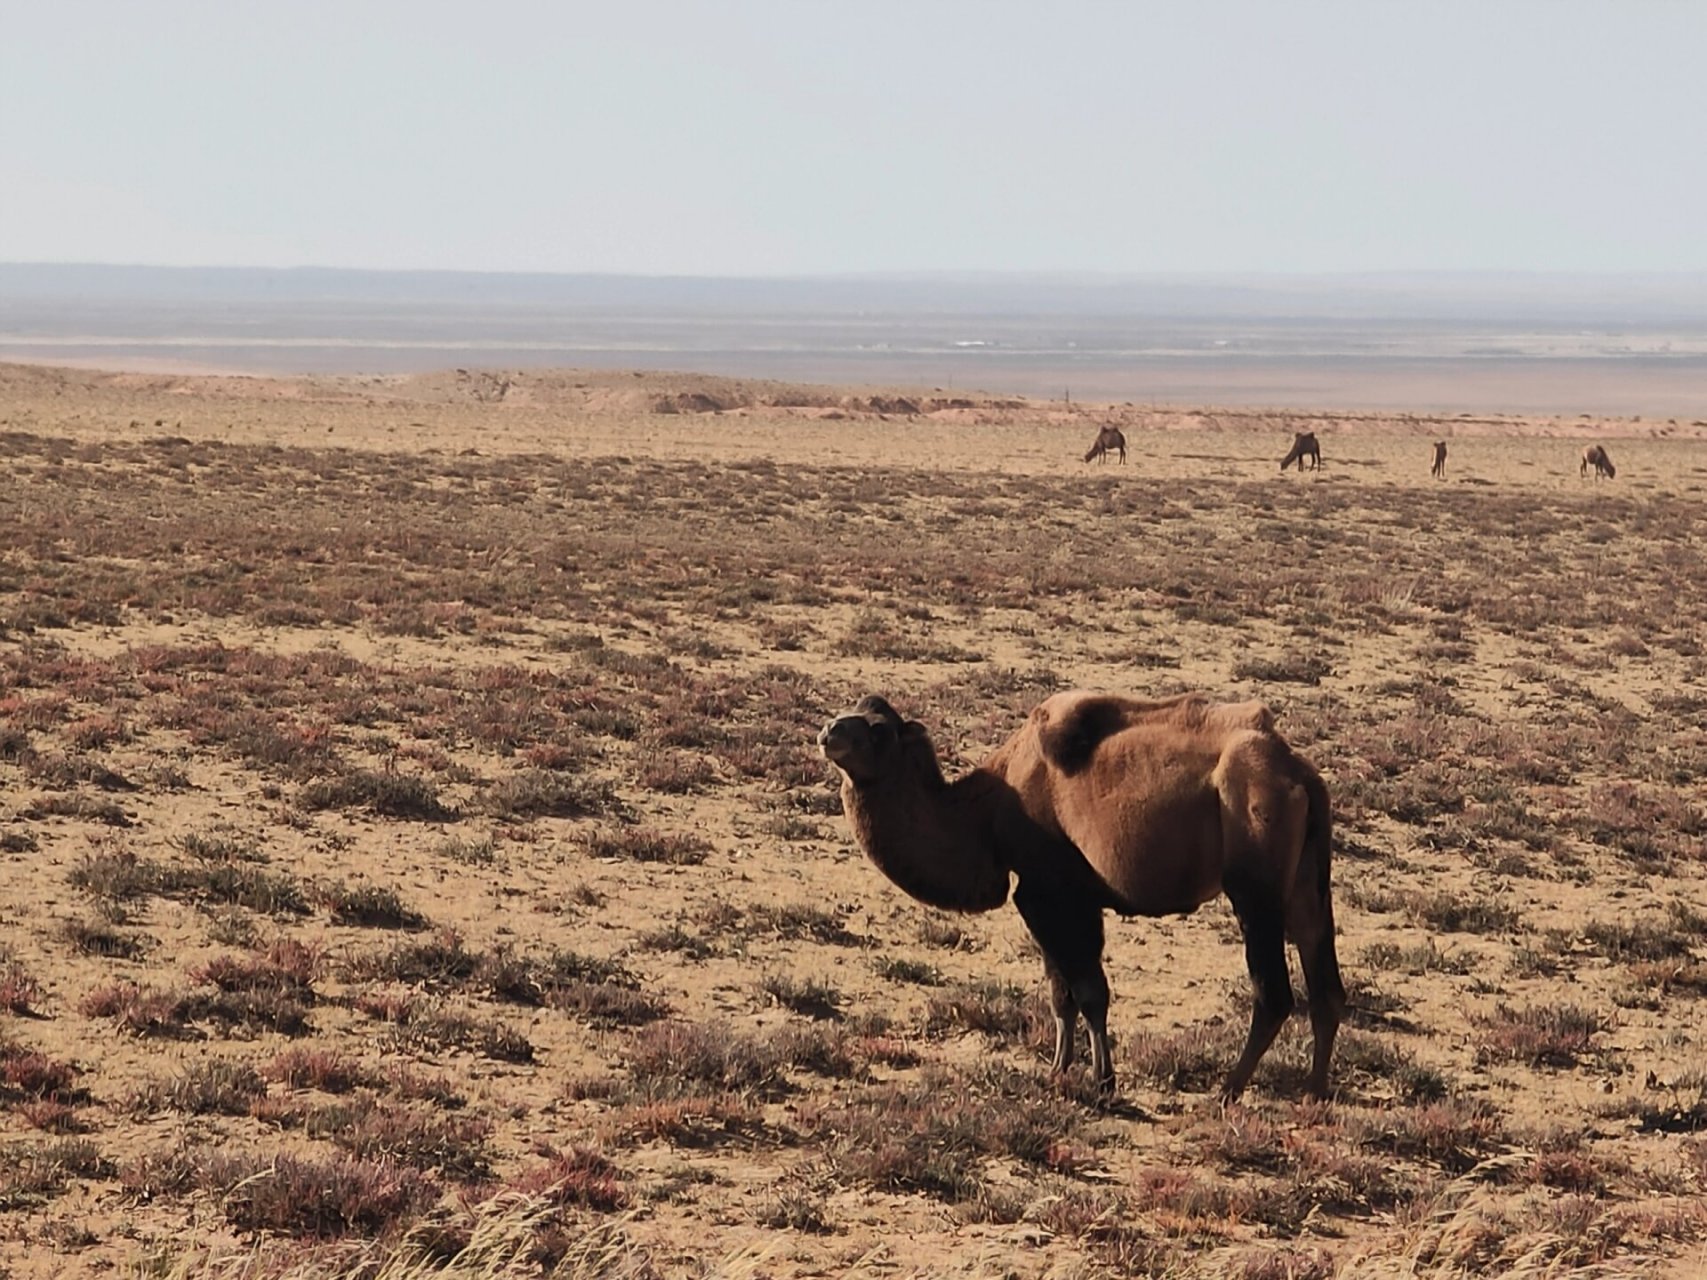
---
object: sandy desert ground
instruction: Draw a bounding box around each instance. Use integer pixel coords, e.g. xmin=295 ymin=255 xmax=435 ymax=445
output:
xmin=1 ymin=362 xmax=1705 ymax=1278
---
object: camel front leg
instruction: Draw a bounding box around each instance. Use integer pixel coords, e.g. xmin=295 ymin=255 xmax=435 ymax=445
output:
xmin=1044 ymin=963 xmax=1077 ymax=1073
xmin=1016 ymin=880 xmax=1114 ymax=1093
xmin=1081 ymin=974 xmax=1113 ymax=1093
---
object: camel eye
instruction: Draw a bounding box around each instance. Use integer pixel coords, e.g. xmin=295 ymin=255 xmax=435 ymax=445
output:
xmin=867 ymin=719 xmax=896 ymax=747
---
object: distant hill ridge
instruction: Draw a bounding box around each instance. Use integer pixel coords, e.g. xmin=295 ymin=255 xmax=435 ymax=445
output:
xmin=6 ymin=262 xmax=1707 ymax=323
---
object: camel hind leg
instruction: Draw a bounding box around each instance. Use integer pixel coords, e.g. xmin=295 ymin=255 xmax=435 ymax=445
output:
xmin=1288 ymin=769 xmax=1345 ymax=1099
xmin=1291 ymin=898 xmax=1345 ymax=1099
xmin=1220 ymin=870 xmax=1294 ymax=1103
xmin=1015 ymin=880 xmax=1112 ymax=1093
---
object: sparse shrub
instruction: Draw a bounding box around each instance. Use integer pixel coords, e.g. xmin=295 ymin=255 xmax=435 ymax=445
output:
xmin=1410 ymin=890 xmax=1521 ymax=935
xmin=482 ymin=769 xmax=619 ymax=819
xmin=178 ymin=831 xmax=266 ymax=863
xmin=549 ymin=982 xmax=668 ymax=1027
xmin=924 ymin=980 xmax=1046 ymax=1044
xmin=0 ymin=958 xmax=43 ymax=1014
xmin=16 ymin=1099 xmax=81 ymax=1134
xmin=1359 ymin=938 xmax=1473 ymax=976
xmin=0 ymin=1046 xmax=80 ymax=1102
xmin=634 ymin=750 xmax=717 ymax=794
xmin=311 ymin=880 xmax=428 ymax=929
xmin=760 ymin=811 xmax=821 ymax=841
xmin=580 ymin=826 xmax=711 ymax=865
xmin=507 ymin=1145 xmax=630 ymax=1211
xmin=1580 ymin=903 xmax=1705 ymax=962
xmin=874 ymin=956 xmax=945 ymax=986
xmin=1126 ymin=1021 xmax=1244 ymax=1092
xmin=770 ymin=1023 xmax=863 ymax=1080
xmin=756 ymin=1185 xmax=834 ymax=1233
xmin=626 ymin=1021 xmax=786 ymax=1098
xmin=203 ymin=907 xmax=258 ymax=947
xmin=191 ymin=862 xmax=310 ymax=916
xmin=814 ymin=1066 xmax=1075 ymax=1203
xmin=198 ymin=1150 xmax=437 ymax=1237
xmin=1477 ymin=1003 xmax=1609 ymax=1067
xmin=24 ymin=794 xmax=132 ymax=826
xmin=349 ymin=927 xmax=479 ymax=985
xmin=300 ymin=768 xmax=454 ymax=821
xmin=636 ymin=924 xmax=718 ymax=959
xmin=385 ymin=1004 xmax=534 ymax=1064
xmin=437 ymin=833 xmax=499 ymax=865
xmin=265 ymin=1047 xmax=371 ymax=1093
xmin=0 ymin=1138 xmax=112 ymax=1209
xmin=747 ymin=903 xmax=861 ymax=946
xmin=761 ymin=973 xmax=844 ymax=1020
xmin=308 ymin=1095 xmax=492 ymax=1179
xmin=1233 ymin=652 xmax=1332 ymax=685
xmin=133 ymin=1059 xmax=266 ymax=1117
xmin=190 ymin=938 xmax=320 ymax=995
xmin=918 ymin=917 xmax=977 ymax=950
xmin=67 ymin=848 xmax=171 ymax=902
xmin=523 ymin=741 xmax=590 ymax=771
xmin=78 ymin=982 xmax=195 ymax=1038
xmin=1357 ymin=1096 xmax=1505 ymax=1172
xmin=61 ymin=916 xmax=145 ymax=959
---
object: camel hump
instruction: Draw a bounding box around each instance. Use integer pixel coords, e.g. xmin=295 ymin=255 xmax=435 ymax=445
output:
xmin=1032 ymin=693 xmax=1133 ymax=775
xmin=1206 ymin=699 xmax=1276 ymax=735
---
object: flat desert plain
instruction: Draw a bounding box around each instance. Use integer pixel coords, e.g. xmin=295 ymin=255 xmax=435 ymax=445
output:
xmin=1 ymin=362 xmax=1705 ymax=1279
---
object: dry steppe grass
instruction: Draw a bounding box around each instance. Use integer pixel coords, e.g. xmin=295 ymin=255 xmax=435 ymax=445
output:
xmin=1 ymin=363 xmax=1705 ymax=1277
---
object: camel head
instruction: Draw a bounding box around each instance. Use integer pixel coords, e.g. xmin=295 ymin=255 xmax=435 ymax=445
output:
xmin=818 ymin=695 xmax=930 ymax=785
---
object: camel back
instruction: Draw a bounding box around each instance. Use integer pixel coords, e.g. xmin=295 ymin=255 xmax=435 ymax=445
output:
xmin=1031 ymin=692 xmax=1275 ymax=776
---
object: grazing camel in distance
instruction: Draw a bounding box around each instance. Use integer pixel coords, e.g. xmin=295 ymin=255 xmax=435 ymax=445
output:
xmin=1084 ymin=425 xmax=1127 ymax=464
xmin=819 ymin=691 xmax=1344 ymax=1102
xmin=1431 ymin=441 xmax=1448 ymax=479
xmin=1581 ymin=445 xmax=1616 ymax=479
xmin=1281 ymin=431 xmax=1321 ymax=472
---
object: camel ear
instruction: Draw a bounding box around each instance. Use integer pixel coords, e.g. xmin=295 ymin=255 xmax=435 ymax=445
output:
xmin=855 ymin=695 xmax=904 ymax=729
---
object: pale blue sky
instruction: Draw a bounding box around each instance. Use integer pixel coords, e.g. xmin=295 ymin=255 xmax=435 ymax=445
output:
xmin=3 ymin=1 xmax=1703 ymax=275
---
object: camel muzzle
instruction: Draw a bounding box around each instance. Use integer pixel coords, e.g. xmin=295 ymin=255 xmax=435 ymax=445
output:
xmin=817 ymin=717 xmax=864 ymax=764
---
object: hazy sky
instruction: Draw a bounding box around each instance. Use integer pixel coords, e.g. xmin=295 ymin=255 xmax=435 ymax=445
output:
xmin=3 ymin=1 xmax=1704 ymax=276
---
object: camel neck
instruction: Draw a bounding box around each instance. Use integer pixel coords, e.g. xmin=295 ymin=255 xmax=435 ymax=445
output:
xmin=841 ymin=764 xmax=1011 ymax=913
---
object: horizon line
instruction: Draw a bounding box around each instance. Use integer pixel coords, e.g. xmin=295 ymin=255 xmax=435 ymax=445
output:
xmin=7 ymin=261 xmax=1707 ymax=283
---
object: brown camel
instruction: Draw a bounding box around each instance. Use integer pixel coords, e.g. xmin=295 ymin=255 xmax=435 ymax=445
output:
xmin=1280 ymin=431 xmax=1321 ymax=472
xmin=819 ymin=691 xmax=1344 ymax=1102
xmin=1084 ymin=425 xmax=1127 ymax=465
xmin=1581 ymin=445 xmax=1615 ymax=479
xmin=1431 ymin=441 xmax=1448 ymax=479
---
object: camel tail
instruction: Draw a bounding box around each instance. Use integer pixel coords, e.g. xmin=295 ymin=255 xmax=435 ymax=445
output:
xmin=1302 ymin=765 xmax=1333 ymax=906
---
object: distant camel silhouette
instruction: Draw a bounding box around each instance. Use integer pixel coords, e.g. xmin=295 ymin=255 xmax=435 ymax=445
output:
xmin=1581 ymin=445 xmax=1615 ymax=480
xmin=1084 ymin=425 xmax=1127 ymax=465
xmin=1431 ymin=441 xmax=1448 ymax=479
xmin=1281 ymin=432 xmax=1321 ymax=473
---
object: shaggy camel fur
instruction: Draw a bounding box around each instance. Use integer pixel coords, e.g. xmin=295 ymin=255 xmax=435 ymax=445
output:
xmin=1281 ymin=431 xmax=1321 ymax=472
xmin=1084 ymin=425 xmax=1127 ymax=465
xmin=1431 ymin=441 xmax=1448 ymax=479
xmin=819 ymin=691 xmax=1345 ymax=1101
xmin=1581 ymin=445 xmax=1616 ymax=479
